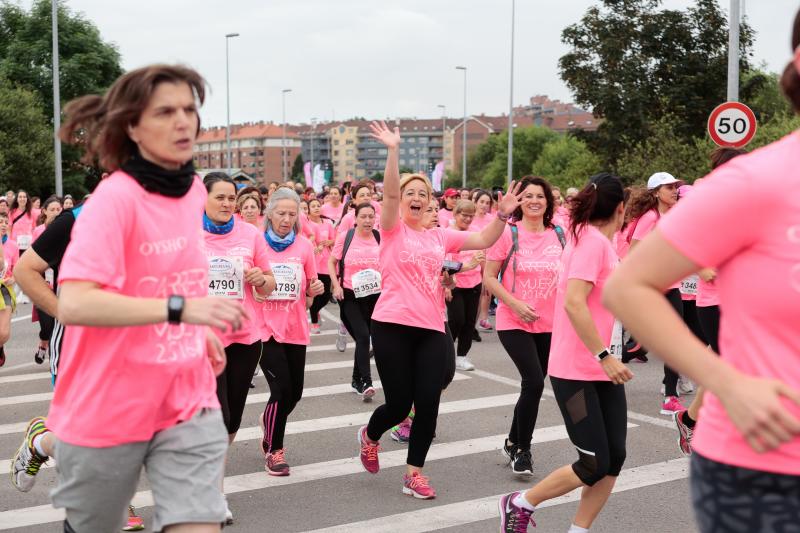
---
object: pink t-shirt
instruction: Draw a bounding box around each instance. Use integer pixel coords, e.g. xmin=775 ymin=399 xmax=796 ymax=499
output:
xmin=10 ymin=210 xmax=34 ymax=249
xmin=321 ymin=202 xmax=344 ymax=223
xmin=337 ymin=211 xmax=379 ymax=235
xmin=372 ymin=221 xmax=469 ymax=332
xmin=696 ymin=277 xmax=719 ymax=307
xmin=448 ymin=247 xmax=482 ymax=289
xmin=1 ymin=238 xmax=19 ymax=281
xmin=203 ymin=221 xmax=271 ymax=347
xmin=260 ymin=236 xmax=316 ymax=345
xmin=659 ymin=132 xmax=800 ymax=474
xmin=331 ymin=230 xmax=381 ymax=290
xmin=438 ymin=209 xmax=454 ymax=229
xmin=471 ymin=213 xmax=492 ymax=231
xmin=307 ymin=218 xmax=335 ymax=275
xmin=49 ymin=172 xmax=218 ymax=447
xmin=548 ymin=225 xmax=619 ymax=382
xmin=487 ymin=225 xmax=563 ymax=333
xmin=631 ymin=209 xmax=680 ymax=290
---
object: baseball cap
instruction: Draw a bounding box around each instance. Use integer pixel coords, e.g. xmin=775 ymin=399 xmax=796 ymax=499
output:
xmin=647 ymin=172 xmax=682 ymax=190
xmin=443 ymin=188 xmax=459 ymax=198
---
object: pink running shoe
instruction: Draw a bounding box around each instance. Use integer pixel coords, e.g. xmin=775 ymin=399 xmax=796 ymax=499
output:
xmin=673 ymin=410 xmax=694 ymax=457
xmin=478 ymin=319 xmax=493 ymax=331
xmin=358 ymin=425 xmax=381 ymax=474
xmin=499 ymin=491 xmax=535 ymax=532
xmin=391 ymin=418 xmax=412 ymax=443
xmin=402 ymin=472 xmax=436 ymax=499
xmin=660 ymin=395 xmax=686 ymax=415
xmin=265 ymin=449 xmax=290 ymax=476
xmin=122 ymin=505 xmax=144 ymax=531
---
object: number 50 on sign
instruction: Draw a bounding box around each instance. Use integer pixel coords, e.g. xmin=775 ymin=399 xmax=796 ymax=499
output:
xmin=707 ymin=102 xmax=757 ymax=148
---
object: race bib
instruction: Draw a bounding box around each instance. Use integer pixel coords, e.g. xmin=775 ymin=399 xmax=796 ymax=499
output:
xmin=16 ymin=235 xmax=31 ymax=249
xmin=45 ymin=268 xmax=54 ymax=287
xmin=268 ymin=262 xmax=302 ymax=301
xmin=352 ymin=268 xmax=381 ymax=298
xmin=207 ymin=256 xmax=244 ymax=299
xmin=680 ymin=275 xmax=699 ymax=296
xmin=609 ymin=319 xmax=624 ymax=360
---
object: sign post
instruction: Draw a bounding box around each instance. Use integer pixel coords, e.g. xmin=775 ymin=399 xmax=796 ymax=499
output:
xmin=707 ymin=102 xmax=757 ymax=148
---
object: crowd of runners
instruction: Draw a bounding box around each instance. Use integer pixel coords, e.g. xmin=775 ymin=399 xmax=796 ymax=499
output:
xmin=0 ymin=8 xmax=799 ymax=532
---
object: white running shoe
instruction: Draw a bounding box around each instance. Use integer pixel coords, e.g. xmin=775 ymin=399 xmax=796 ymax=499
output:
xmin=677 ymin=377 xmax=695 ymax=395
xmin=224 ymin=499 xmax=234 ymax=525
xmin=455 ymin=356 xmax=475 ymax=371
xmin=336 ymin=323 xmax=348 ymax=352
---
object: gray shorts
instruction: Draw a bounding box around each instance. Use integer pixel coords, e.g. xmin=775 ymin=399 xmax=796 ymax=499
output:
xmin=51 ymin=408 xmax=228 ymax=533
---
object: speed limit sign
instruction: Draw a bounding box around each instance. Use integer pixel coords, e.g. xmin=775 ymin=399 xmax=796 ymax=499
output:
xmin=707 ymin=102 xmax=757 ymax=148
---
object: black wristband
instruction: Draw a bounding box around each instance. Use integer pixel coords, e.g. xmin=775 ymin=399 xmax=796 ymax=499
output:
xmin=167 ymin=295 xmax=185 ymax=325
xmin=594 ymin=349 xmax=610 ymax=362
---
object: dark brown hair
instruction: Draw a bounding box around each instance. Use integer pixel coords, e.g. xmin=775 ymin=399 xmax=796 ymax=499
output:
xmin=354 ymin=202 xmax=376 ymax=218
xmin=511 ymin=176 xmax=555 ymax=228
xmin=625 ymin=186 xmax=658 ymax=225
xmin=36 ymin=196 xmax=63 ymax=226
xmin=710 ymin=147 xmax=747 ymax=170
xmin=60 ymin=64 xmax=206 ymax=171
xmin=780 ymin=9 xmax=800 ymax=112
xmin=570 ymin=173 xmax=625 ymax=242
xmin=10 ymin=189 xmax=31 ymax=216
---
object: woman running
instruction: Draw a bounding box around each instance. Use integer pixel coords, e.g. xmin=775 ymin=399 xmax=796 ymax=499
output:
xmin=438 ymin=188 xmax=458 ymax=229
xmin=484 ymin=176 xmax=565 ymax=477
xmin=258 ymin=187 xmax=324 ymax=476
xmin=357 ymin=120 xmax=522 ymax=499
xmin=499 ymin=173 xmax=631 ymax=533
xmin=235 ymin=187 xmax=264 ymax=229
xmin=605 ymin=14 xmax=800 ymax=529
xmin=328 ymin=202 xmax=380 ymax=400
xmin=321 ymin=186 xmax=344 ymax=223
xmin=337 ymin=182 xmax=374 ymax=234
xmin=0 ymin=212 xmax=17 ymax=366
xmin=10 ymin=189 xmax=35 ymax=253
xmin=306 ymin=198 xmax=335 ymax=334
xmin=19 ymin=64 xmax=247 ymax=533
xmin=31 ymin=196 xmax=63 ymax=365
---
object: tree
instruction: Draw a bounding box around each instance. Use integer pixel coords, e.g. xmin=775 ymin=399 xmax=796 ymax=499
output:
xmin=560 ymin=0 xmax=753 ymax=166
xmin=0 ymin=79 xmax=54 ymax=194
xmin=291 ymin=153 xmax=304 ymax=179
xmin=741 ymin=67 xmax=793 ymax=124
xmin=531 ymin=136 xmax=603 ymax=190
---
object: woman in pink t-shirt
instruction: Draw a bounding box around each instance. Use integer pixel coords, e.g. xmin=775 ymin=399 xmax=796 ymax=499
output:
xmin=484 ymin=176 xmax=565 ymax=477
xmin=306 ymin=198 xmax=335 ymax=334
xmin=471 ymin=190 xmax=495 ymax=333
xmin=605 ymin=17 xmax=800 ymax=528
xmin=328 ymin=202 xmax=381 ymax=399
xmin=31 ymin=196 xmax=63 ymax=366
xmin=357 ymin=121 xmax=523 ymax=499
xmin=0 ymin=211 xmax=18 ymax=367
xmin=10 ymin=189 xmax=35 ymax=252
xmin=235 ymin=189 xmax=264 ymax=229
xmin=257 ymin=187 xmax=324 ymax=477
xmin=336 ymin=182 xmax=373 ymax=235
xmin=499 ymin=173 xmax=632 ymax=533
xmin=26 ymin=65 xmax=248 ymax=533
xmin=320 ymin=186 xmax=344 ymax=223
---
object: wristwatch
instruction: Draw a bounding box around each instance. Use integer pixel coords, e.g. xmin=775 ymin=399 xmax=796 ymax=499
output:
xmin=594 ymin=349 xmax=610 ymax=362
xmin=167 ymin=295 xmax=185 ymax=325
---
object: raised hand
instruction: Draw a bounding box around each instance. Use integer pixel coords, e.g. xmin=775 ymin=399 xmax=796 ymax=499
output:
xmin=369 ymin=120 xmax=401 ymax=149
xmin=497 ymin=180 xmax=525 ymax=217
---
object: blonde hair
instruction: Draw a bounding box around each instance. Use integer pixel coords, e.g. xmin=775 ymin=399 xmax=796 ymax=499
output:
xmin=236 ymin=192 xmax=261 ymax=214
xmin=454 ymin=199 xmax=476 ymax=215
xmin=399 ymin=173 xmax=433 ymax=197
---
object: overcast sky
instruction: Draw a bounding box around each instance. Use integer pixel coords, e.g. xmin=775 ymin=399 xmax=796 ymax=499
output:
xmin=31 ymin=0 xmax=800 ymax=127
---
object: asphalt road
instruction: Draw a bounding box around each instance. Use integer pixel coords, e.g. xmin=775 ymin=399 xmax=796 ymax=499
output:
xmin=0 ymin=302 xmax=700 ymax=532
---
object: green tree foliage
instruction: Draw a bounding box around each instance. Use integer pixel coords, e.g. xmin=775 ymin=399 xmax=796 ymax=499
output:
xmin=748 ymin=112 xmax=800 ymax=149
xmin=530 ymin=136 xmax=603 ymax=190
xmin=560 ymin=0 xmax=753 ymax=166
xmin=741 ymin=68 xmax=793 ymax=124
xmin=0 ymin=79 xmax=53 ymax=193
xmin=467 ymin=126 xmax=559 ymax=190
xmin=291 ymin=153 xmax=304 ymax=179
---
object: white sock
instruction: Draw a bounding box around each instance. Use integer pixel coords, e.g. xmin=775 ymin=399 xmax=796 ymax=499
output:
xmin=32 ymin=434 xmax=48 ymax=458
xmin=567 ymin=525 xmax=589 ymax=533
xmin=513 ymin=492 xmax=535 ymax=512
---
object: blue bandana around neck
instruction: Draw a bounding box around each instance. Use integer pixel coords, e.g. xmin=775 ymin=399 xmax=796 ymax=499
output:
xmin=203 ymin=212 xmax=234 ymax=235
xmin=1 ymin=235 xmax=6 ymax=244
xmin=265 ymin=227 xmax=295 ymax=252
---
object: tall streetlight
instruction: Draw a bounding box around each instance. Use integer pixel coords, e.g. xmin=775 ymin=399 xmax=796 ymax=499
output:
xmin=225 ymin=32 xmax=239 ymax=175
xmin=727 ymin=0 xmax=740 ymax=101
xmin=455 ymin=66 xmax=467 ymax=188
xmin=507 ymin=0 xmax=516 ymax=185
xmin=282 ymin=88 xmax=292 ymax=182
xmin=437 ymin=104 xmax=446 ymax=168
xmin=310 ymin=117 xmax=317 ymax=182
xmin=52 ymin=0 xmax=62 ymax=196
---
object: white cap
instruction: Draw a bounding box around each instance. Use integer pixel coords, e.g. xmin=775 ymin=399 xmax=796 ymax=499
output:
xmin=647 ymin=172 xmax=681 ymax=190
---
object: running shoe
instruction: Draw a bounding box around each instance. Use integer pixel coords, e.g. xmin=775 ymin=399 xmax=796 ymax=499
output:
xmin=390 ymin=419 xmax=412 ymax=443
xmin=265 ymin=449 xmax=290 ymax=476
xmin=673 ymin=410 xmax=694 ymax=457
xmin=336 ymin=324 xmax=348 ymax=352
xmin=361 ymin=380 xmax=376 ymax=402
xmin=351 ymin=379 xmax=362 ymax=395
xmin=223 ymin=499 xmax=234 ymax=526
xmin=310 ymin=322 xmax=321 ymax=334
xmin=402 ymin=472 xmax=436 ymax=499
xmin=0 ymin=345 xmax=5 ymax=367
xmin=455 ymin=356 xmax=475 ymax=371
xmin=358 ymin=425 xmax=381 ymax=474
xmin=660 ymin=395 xmax=686 ymax=415
xmin=472 ymin=329 xmax=482 ymax=342
xmin=501 ymin=438 xmax=518 ymax=464
xmin=122 ymin=505 xmax=145 ymax=531
xmin=511 ymin=449 xmax=533 ymax=477
xmin=478 ymin=319 xmax=493 ymax=331
xmin=34 ymin=346 xmax=47 ymax=365
xmin=499 ymin=491 xmax=536 ymax=533
xmin=677 ymin=377 xmax=695 ymax=395
xmin=11 ymin=417 xmax=49 ymax=492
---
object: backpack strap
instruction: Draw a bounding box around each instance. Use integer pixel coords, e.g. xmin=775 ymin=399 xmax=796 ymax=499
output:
xmin=499 ymin=225 xmax=519 ymax=292
xmin=372 ymin=229 xmax=381 ymax=244
xmin=554 ymin=225 xmax=566 ymax=248
xmin=338 ymin=229 xmax=357 ymax=285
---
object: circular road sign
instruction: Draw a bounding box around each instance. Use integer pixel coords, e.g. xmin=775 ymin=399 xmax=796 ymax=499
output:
xmin=707 ymin=102 xmax=757 ymax=148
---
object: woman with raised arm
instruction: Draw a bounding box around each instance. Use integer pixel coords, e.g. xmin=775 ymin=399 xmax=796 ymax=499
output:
xmin=357 ymin=121 xmax=523 ymax=499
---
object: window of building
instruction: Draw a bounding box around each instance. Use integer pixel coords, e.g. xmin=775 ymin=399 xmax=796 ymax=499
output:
xmin=408 ymin=148 xmax=416 ymax=155
xmin=407 ymin=137 xmax=416 ymax=143
xmin=399 ymin=159 xmax=407 ymax=165
xmin=334 ymin=140 xmax=340 ymax=145
xmin=346 ymin=149 xmax=353 ymax=156
xmin=346 ymin=139 xmax=354 ymax=144
xmin=378 ymin=148 xmax=387 ymax=155
xmin=399 ymin=148 xmax=406 ymax=155
xmin=334 ymin=150 xmax=339 ymax=156
xmin=419 ymin=137 xmax=428 ymax=144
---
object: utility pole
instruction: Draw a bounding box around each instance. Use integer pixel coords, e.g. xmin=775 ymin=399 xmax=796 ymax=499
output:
xmin=727 ymin=0 xmax=740 ymax=101
xmin=52 ymin=0 xmax=62 ymax=196
xmin=225 ymin=32 xmax=239 ymax=175
xmin=507 ymin=0 xmax=516 ymax=185
xmin=455 ymin=66 xmax=467 ymax=188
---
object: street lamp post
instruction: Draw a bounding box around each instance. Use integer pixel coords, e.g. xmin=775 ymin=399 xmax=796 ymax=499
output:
xmin=52 ymin=0 xmax=62 ymax=196
xmin=455 ymin=66 xmax=467 ymax=188
xmin=310 ymin=117 xmax=317 ymax=185
xmin=282 ymin=89 xmax=292 ymax=182
xmin=727 ymin=0 xmax=740 ymax=101
xmin=225 ymin=32 xmax=239 ymax=175
xmin=437 ymin=104 xmax=446 ymax=168
xmin=507 ymin=0 xmax=516 ymax=185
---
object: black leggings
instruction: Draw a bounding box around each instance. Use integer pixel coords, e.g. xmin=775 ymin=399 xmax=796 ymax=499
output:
xmin=446 ymin=284 xmax=482 ymax=357
xmin=697 ymin=305 xmax=720 ymax=353
xmin=259 ymin=338 xmax=307 ymax=452
xmin=367 ymin=320 xmax=448 ymax=467
xmin=442 ymin=322 xmax=456 ymax=390
xmin=498 ymin=330 xmax=551 ymax=450
xmin=38 ymin=308 xmax=55 ymax=342
xmin=682 ymin=299 xmax=707 ymax=345
xmin=340 ymin=289 xmax=378 ymax=383
xmin=216 ymin=341 xmax=262 ymax=434
xmin=663 ymin=289 xmax=683 ymax=397
xmin=691 ymin=453 xmax=800 ymax=532
xmin=309 ymin=274 xmax=332 ymax=324
xmin=550 ymin=376 xmax=627 ymax=487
